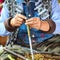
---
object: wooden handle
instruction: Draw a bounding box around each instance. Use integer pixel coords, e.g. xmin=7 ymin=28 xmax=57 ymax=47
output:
xmin=0 ymin=36 xmax=8 ymax=46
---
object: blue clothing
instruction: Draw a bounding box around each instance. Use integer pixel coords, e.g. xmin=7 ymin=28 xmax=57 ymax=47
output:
xmin=0 ymin=0 xmax=60 ymax=44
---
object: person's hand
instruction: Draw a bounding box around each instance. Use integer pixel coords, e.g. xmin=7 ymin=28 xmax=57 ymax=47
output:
xmin=10 ymin=14 xmax=27 ymax=27
xmin=25 ymin=17 xmax=41 ymax=30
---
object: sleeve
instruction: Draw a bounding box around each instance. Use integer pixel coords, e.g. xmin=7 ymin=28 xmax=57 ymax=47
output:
xmin=0 ymin=3 xmax=11 ymax=36
xmin=51 ymin=0 xmax=60 ymax=34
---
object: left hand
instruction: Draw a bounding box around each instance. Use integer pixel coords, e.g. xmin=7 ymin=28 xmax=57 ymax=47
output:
xmin=25 ymin=17 xmax=41 ymax=30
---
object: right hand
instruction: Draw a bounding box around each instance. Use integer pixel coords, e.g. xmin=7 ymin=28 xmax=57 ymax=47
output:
xmin=10 ymin=14 xmax=27 ymax=27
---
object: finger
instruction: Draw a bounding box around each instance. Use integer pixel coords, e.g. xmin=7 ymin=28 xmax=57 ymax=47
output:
xmin=14 ymin=22 xmax=23 ymax=26
xmin=16 ymin=19 xmax=23 ymax=24
xmin=16 ymin=14 xmax=27 ymax=20
xmin=26 ymin=17 xmax=39 ymax=24
xmin=25 ymin=21 xmax=34 ymax=25
xmin=17 ymin=18 xmax=24 ymax=22
xmin=29 ymin=24 xmax=38 ymax=29
xmin=25 ymin=20 xmax=37 ymax=25
xmin=26 ymin=18 xmax=34 ymax=25
xmin=14 ymin=24 xmax=21 ymax=27
xmin=26 ymin=18 xmax=34 ymax=22
xmin=26 ymin=17 xmax=38 ymax=22
xmin=29 ymin=24 xmax=35 ymax=29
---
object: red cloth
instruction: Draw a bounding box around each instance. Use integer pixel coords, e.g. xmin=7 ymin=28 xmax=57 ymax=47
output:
xmin=0 ymin=0 xmax=4 ymax=3
xmin=0 ymin=8 xmax=1 ymax=12
xmin=0 ymin=0 xmax=4 ymax=13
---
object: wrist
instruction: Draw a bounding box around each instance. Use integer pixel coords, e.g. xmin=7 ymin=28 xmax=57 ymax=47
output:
xmin=10 ymin=18 xmax=15 ymax=27
xmin=40 ymin=19 xmax=56 ymax=34
xmin=40 ymin=20 xmax=50 ymax=32
xmin=4 ymin=17 xmax=17 ymax=32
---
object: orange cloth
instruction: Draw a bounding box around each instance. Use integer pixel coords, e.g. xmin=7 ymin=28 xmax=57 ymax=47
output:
xmin=0 ymin=36 xmax=8 ymax=46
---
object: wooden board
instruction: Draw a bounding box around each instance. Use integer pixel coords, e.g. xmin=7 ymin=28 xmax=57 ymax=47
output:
xmin=0 ymin=36 xmax=8 ymax=46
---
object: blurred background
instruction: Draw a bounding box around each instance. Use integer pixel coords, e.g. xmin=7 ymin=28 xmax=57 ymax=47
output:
xmin=58 ymin=0 xmax=60 ymax=3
